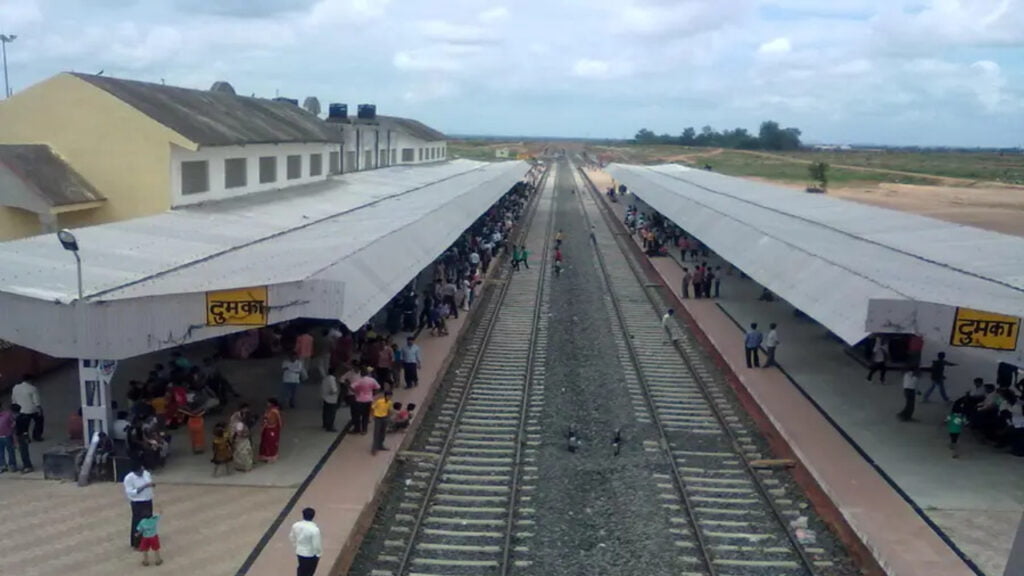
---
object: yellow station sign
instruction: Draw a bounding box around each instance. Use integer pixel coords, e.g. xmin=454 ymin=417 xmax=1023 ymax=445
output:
xmin=206 ymin=286 xmax=269 ymax=327
xmin=950 ymin=307 xmax=1021 ymax=351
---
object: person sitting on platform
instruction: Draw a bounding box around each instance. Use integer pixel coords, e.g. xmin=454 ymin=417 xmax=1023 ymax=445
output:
xmin=389 ymin=402 xmax=415 ymax=432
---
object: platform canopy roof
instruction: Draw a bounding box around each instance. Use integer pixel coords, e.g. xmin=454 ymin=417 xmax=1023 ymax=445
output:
xmin=606 ymin=163 xmax=1024 ymax=345
xmin=0 ymin=159 xmax=528 ymax=359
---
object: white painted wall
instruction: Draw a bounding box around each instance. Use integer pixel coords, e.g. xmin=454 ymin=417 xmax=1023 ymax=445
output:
xmin=867 ymin=299 xmax=1024 ymax=395
xmin=332 ymin=122 xmax=446 ymax=172
xmin=170 ymin=142 xmax=340 ymax=207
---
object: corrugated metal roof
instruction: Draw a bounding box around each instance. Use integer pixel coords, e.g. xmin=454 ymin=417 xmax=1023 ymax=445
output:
xmin=72 ymin=73 xmax=344 ymax=146
xmin=606 ymin=163 xmax=1024 ymax=345
xmin=0 ymin=144 xmax=106 ymax=207
xmin=328 ymin=115 xmax=446 ymax=142
xmin=0 ymin=159 xmax=524 ymax=304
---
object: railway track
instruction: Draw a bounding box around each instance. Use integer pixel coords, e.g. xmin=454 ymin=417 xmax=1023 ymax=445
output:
xmin=570 ymin=161 xmax=824 ymax=576
xmin=371 ymin=163 xmax=558 ymax=576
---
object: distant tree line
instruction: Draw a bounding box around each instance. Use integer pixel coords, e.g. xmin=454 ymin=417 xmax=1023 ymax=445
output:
xmin=634 ymin=120 xmax=803 ymax=151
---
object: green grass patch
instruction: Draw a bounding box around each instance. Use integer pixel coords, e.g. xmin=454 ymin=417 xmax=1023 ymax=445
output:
xmin=778 ymin=150 xmax=1024 ymax=184
xmin=684 ymin=150 xmax=943 ymax=187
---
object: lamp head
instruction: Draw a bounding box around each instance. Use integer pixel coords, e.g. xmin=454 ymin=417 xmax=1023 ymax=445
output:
xmin=57 ymin=229 xmax=79 ymax=252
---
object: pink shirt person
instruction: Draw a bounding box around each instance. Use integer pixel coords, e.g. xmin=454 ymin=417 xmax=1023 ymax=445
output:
xmin=351 ymin=376 xmax=381 ymax=403
xmin=295 ymin=333 xmax=314 ymax=359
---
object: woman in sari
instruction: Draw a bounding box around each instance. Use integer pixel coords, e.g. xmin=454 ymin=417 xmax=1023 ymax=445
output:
xmin=230 ymin=404 xmax=254 ymax=472
xmin=258 ymin=398 xmax=283 ymax=463
xmin=183 ymin=406 xmax=206 ymax=454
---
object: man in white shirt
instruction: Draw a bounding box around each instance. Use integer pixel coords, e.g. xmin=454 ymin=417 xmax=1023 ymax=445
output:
xmin=320 ymin=368 xmax=340 ymax=433
xmin=11 ymin=374 xmax=43 ymax=441
xmin=898 ymin=369 xmax=921 ymax=422
xmin=281 ymin=353 xmax=305 ymax=409
xmin=123 ymin=462 xmax=155 ymax=549
xmin=661 ymin=309 xmax=676 ymax=345
xmin=764 ymin=323 xmax=780 ymax=368
xmin=290 ymin=507 xmax=323 ymax=576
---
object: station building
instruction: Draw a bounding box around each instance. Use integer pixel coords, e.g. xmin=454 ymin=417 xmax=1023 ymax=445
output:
xmin=0 ymin=72 xmax=449 ymax=241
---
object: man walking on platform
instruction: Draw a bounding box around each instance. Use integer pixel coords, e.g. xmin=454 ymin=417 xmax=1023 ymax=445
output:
xmin=923 ymin=352 xmax=958 ymax=403
xmin=123 ymin=462 xmax=155 ymax=549
xmin=764 ymin=323 xmax=780 ymax=368
xmin=866 ymin=338 xmax=889 ymax=383
xmin=11 ymin=375 xmax=43 ymax=441
xmin=744 ymin=323 xmax=763 ymax=368
xmin=290 ymin=507 xmax=322 ymax=576
xmin=681 ymin=267 xmax=691 ymax=299
xmin=371 ymin=390 xmax=392 ymax=455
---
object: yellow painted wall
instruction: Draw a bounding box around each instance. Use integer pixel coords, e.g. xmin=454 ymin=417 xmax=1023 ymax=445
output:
xmin=0 ymin=73 xmax=194 ymax=241
xmin=0 ymin=207 xmax=42 ymax=240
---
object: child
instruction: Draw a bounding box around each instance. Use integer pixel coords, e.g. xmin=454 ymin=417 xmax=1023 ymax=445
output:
xmin=392 ymin=403 xmax=416 ymax=432
xmin=135 ymin=508 xmax=164 ymax=566
xmin=946 ymin=408 xmax=967 ymax=459
xmin=211 ymin=422 xmax=233 ymax=477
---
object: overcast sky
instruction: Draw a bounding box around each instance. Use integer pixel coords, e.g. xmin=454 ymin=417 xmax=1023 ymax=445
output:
xmin=2 ymin=0 xmax=1022 ymax=146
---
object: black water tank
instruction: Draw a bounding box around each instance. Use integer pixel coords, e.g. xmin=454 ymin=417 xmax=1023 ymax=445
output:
xmin=357 ymin=104 xmax=377 ymax=119
xmin=328 ymin=103 xmax=348 ymax=120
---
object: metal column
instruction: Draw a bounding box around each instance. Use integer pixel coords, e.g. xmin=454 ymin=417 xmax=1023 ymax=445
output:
xmin=78 ymin=358 xmax=116 ymax=447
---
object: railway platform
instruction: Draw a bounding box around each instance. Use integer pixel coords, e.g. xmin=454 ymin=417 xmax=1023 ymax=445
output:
xmin=586 ymin=167 xmax=1017 ymax=576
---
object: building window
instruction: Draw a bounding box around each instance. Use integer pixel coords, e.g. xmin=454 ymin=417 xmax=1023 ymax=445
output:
xmin=364 ymin=151 xmax=372 ymax=169
xmin=418 ymin=148 xmax=423 ymax=162
xmin=181 ymin=160 xmax=210 ymax=195
xmin=345 ymin=151 xmax=356 ymax=172
xmin=224 ymin=158 xmax=247 ymax=189
xmin=402 ymin=148 xmax=414 ymax=162
xmin=441 ymin=147 xmax=445 ymax=159
xmin=259 ymin=156 xmax=277 ymax=183
xmin=287 ymin=155 xmax=302 ymax=180
xmin=391 ymin=149 xmax=397 ymax=164
xmin=310 ymin=153 xmax=323 ymax=177
xmin=329 ymin=151 xmax=340 ymax=174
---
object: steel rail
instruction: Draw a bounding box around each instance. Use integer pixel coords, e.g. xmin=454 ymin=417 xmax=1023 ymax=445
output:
xmin=393 ymin=161 xmax=556 ymax=576
xmin=573 ymin=158 xmax=820 ymax=576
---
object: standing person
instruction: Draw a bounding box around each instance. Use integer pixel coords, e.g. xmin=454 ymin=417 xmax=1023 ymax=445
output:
xmin=294 ymin=330 xmax=314 ymax=381
xmin=402 ymin=337 xmax=423 ymax=389
xmin=371 ymin=390 xmax=392 ymax=455
xmin=713 ymin=266 xmax=722 ymax=298
xmin=312 ymin=329 xmax=332 ymax=381
xmin=0 ymin=401 xmax=15 ymax=473
xmin=511 ymin=245 xmax=521 ymax=271
xmin=763 ymin=323 xmax=780 ymax=368
xmin=923 ymin=352 xmax=958 ymax=403
xmin=945 ymin=407 xmax=966 ymax=459
xmin=419 ymin=289 xmax=435 ymax=331
xmin=281 ymin=353 xmax=304 ymax=409
xmin=350 ymin=368 xmax=380 ymax=435
xmin=898 ymin=369 xmax=921 ymax=421
xmin=703 ymin=265 xmax=715 ymax=298
xmin=441 ymin=278 xmax=459 ymax=319
xmin=744 ymin=323 xmax=763 ymax=368
xmin=661 ymin=309 xmax=677 ymax=344
xmin=230 ymin=404 xmax=254 ymax=472
xmin=211 ymin=422 xmax=233 ymax=477
xmin=692 ymin=265 xmax=704 ymax=299
xmin=11 ymin=374 xmax=43 ymax=441
xmin=123 ymin=462 xmax=155 ymax=549
xmin=135 ymin=508 xmax=164 ymax=566
xmin=290 ymin=507 xmax=323 ymax=576
xmin=321 ymin=367 xmax=340 ymax=432
xmin=375 ymin=338 xmax=395 ymax=391
xmin=258 ymin=398 xmax=283 ymax=463
xmin=680 ymin=267 xmax=691 ymax=299
xmin=12 ymin=404 xmax=33 ymax=473
xmin=866 ymin=338 xmax=889 ymax=383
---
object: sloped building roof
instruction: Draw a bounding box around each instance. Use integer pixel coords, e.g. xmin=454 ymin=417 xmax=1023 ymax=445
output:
xmin=330 ymin=114 xmax=446 ymax=142
xmin=0 ymin=144 xmax=105 ymax=209
xmin=71 ymin=73 xmax=344 ymax=147
xmin=606 ymin=163 xmax=1024 ymax=345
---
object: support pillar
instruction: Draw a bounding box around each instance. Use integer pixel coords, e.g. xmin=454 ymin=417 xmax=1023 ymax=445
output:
xmin=78 ymin=359 xmax=117 ymax=448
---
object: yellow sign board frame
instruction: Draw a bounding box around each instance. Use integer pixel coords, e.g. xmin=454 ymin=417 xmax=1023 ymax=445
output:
xmin=206 ymin=286 xmax=269 ymax=327
xmin=949 ymin=307 xmax=1020 ymax=351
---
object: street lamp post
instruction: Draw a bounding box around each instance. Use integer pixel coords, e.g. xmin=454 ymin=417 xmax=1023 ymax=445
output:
xmin=57 ymin=229 xmax=83 ymax=300
xmin=0 ymin=34 xmax=15 ymax=98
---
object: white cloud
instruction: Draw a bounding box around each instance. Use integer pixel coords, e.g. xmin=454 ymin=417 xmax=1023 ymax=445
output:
xmin=0 ymin=0 xmax=43 ymax=28
xmin=572 ymin=58 xmax=634 ymax=79
xmin=478 ymin=6 xmax=509 ymax=23
xmin=757 ymin=37 xmax=791 ymax=55
xmin=416 ymin=20 xmax=494 ymax=45
xmin=403 ymin=79 xmax=458 ymax=103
